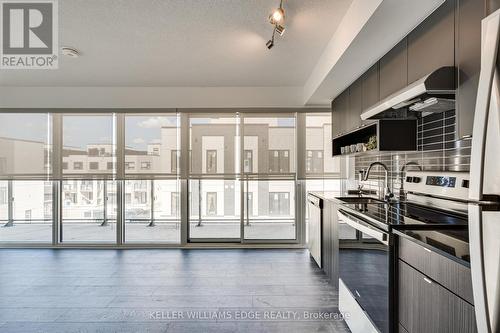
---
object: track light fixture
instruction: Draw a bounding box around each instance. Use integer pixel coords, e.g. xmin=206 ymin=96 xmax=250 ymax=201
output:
xmin=266 ymin=0 xmax=286 ymax=49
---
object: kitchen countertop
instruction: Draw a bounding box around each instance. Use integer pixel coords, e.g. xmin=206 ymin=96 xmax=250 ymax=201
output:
xmin=308 ymin=191 xmax=372 ymax=203
xmin=308 ymin=191 xmax=470 ymax=267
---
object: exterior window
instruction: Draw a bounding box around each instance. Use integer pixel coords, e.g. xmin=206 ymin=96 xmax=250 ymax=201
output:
xmin=135 ymin=191 xmax=147 ymax=204
xmin=107 ymin=162 xmax=114 ymax=170
xmin=88 ymin=148 xmax=99 ymax=156
xmin=171 ymin=150 xmax=179 ymax=173
xmin=65 ymin=192 xmax=77 ymax=204
xmin=62 ymin=162 xmax=68 ymax=170
xmin=269 ymin=192 xmax=290 ymax=216
xmin=81 ymin=191 xmax=93 ymax=202
xmin=134 ymin=180 xmax=148 ymax=190
xmin=80 ymin=181 xmax=93 ymax=191
xmin=141 ymin=162 xmax=151 ymax=170
xmin=171 ymin=192 xmax=179 ymax=216
xmin=244 ymin=150 xmax=253 ymax=173
xmin=206 ymin=192 xmax=217 ymax=216
xmin=306 ymin=150 xmax=324 ymax=173
xmin=125 ymin=162 xmax=135 ymax=170
xmin=89 ymin=162 xmax=99 ymax=170
xmin=268 ymin=150 xmax=290 ymax=173
xmin=73 ymin=162 xmax=83 ymax=170
xmin=206 ymin=150 xmax=217 ymax=174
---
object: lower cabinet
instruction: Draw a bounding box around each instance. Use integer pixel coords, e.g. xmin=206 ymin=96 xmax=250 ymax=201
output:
xmin=321 ymin=200 xmax=338 ymax=285
xmin=398 ymin=260 xmax=477 ymax=333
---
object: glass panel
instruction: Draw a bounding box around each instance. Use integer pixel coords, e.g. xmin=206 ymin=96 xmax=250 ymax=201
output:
xmin=189 ymin=179 xmax=241 ymax=239
xmin=0 ymin=180 xmax=52 ymax=242
xmin=61 ymin=180 xmax=116 ymax=243
xmin=0 ymin=113 xmax=51 ymax=177
xmin=0 ymin=181 xmax=8 ymax=222
xmin=62 ymin=115 xmax=115 ymax=176
xmin=244 ymin=180 xmax=295 ymax=240
xmin=189 ymin=114 xmax=239 ymax=176
xmin=243 ymin=114 xmax=295 ymax=175
xmin=305 ymin=113 xmax=340 ymax=176
xmin=125 ymin=180 xmax=151 ymax=221
xmin=124 ymin=179 xmax=181 ymax=243
xmin=124 ymin=115 xmax=179 ymax=175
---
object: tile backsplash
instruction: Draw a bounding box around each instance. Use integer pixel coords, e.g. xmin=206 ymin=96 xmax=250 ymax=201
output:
xmin=342 ymin=111 xmax=471 ymax=198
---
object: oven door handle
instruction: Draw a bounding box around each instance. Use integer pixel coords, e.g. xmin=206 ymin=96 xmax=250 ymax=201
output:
xmin=338 ymin=209 xmax=389 ymax=245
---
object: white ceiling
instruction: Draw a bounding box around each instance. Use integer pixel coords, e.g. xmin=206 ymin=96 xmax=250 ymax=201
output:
xmin=0 ymin=0 xmax=352 ymax=87
xmin=0 ymin=0 xmax=445 ymax=108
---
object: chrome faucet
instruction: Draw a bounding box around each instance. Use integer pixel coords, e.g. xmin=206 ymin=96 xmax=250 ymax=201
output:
xmin=362 ymin=162 xmax=393 ymax=202
xmin=399 ymin=161 xmax=422 ymax=196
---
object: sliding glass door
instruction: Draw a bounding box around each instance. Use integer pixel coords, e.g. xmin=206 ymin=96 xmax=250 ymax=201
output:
xmin=188 ymin=114 xmax=241 ymax=241
xmin=0 ymin=113 xmax=53 ymax=243
xmin=123 ymin=114 xmax=181 ymax=244
xmin=241 ymin=113 xmax=297 ymax=241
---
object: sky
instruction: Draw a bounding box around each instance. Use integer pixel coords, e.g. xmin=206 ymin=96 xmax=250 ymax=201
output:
xmin=0 ymin=114 xmax=296 ymax=150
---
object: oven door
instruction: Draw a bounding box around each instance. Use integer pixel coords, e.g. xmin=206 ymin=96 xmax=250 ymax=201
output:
xmin=337 ymin=209 xmax=391 ymax=333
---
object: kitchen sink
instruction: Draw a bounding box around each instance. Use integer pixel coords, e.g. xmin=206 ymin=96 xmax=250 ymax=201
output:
xmin=336 ymin=196 xmax=385 ymax=204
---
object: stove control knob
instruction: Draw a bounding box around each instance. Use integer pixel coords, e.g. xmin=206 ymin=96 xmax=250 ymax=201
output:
xmin=412 ymin=177 xmax=421 ymax=183
xmin=462 ymin=180 xmax=470 ymax=188
xmin=406 ymin=176 xmax=413 ymax=183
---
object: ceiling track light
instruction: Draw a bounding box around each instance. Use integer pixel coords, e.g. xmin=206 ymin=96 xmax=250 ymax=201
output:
xmin=266 ymin=0 xmax=286 ymax=49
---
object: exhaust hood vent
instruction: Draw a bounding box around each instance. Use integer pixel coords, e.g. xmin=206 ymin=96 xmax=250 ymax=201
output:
xmin=360 ymin=66 xmax=456 ymax=120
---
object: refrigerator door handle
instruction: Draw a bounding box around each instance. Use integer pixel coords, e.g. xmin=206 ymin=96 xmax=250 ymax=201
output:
xmin=469 ymin=9 xmax=500 ymax=201
xmin=469 ymin=204 xmax=491 ymax=333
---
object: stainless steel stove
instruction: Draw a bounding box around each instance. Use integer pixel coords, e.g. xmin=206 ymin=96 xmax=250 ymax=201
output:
xmin=337 ymin=171 xmax=471 ymax=333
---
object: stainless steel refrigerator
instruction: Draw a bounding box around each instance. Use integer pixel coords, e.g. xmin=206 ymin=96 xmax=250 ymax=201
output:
xmin=469 ymin=8 xmax=500 ymax=333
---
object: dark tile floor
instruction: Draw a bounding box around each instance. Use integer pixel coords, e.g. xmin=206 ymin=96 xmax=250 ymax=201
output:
xmin=0 ymin=249 xmax=350 ymax=333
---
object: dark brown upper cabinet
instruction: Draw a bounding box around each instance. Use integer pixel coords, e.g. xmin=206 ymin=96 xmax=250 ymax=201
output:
xmin=379 ymin=38 xmax=408 ymax=100
xmin=361 ymin=63 xmax=380 ymax=111
xmin=407 ymin=0 xmax=456 ymax=84
xmin=456 ymin=0 xmax=485 ymax=138
xmin=331 ymin=89 xmax=349 ymax=138
xmin=331 ymin=98 xmax=341 ymax=139
xmin=487 ymin=0 xmax=500 ymax=13
xmin=349 ymin=78 xmax=363 ymax=129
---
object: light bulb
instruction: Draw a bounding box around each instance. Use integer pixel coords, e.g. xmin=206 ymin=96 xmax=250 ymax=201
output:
xmin=269 ymin=8 xmax=284 ymax=24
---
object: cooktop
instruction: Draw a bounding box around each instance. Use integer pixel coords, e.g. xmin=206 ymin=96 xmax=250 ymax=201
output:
xmin=340 ymin=201 xmax=468 ymax=230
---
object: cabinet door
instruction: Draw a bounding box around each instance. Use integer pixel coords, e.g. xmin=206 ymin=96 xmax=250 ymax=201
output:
xmin=331 ymin=99 xmax=341 ymax=138
xmin=407 ymin=0 xmax=456 ymax=83
xmin=487 ymin=0 xmax=500 ymax=13
xmin=322 ymin=201 xmax=338 ymax=284
xmin=380 ymin=38 xmax=408 ymax=99
xmin=349 ymin=78 xmax=363 ymax=129
xmin=362 ymin=63 xmax=380 ymax=111
xmin=456 ymin=0 xmax=485 ymax=139
xmin=399 ymin=260 xmax=477 ymax=333
xmin=336 ymin=90 xmax=349 ymax=136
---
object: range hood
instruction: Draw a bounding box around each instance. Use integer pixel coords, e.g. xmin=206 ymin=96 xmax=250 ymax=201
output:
xmin=360 ymin=66 xmax=456 ymax=120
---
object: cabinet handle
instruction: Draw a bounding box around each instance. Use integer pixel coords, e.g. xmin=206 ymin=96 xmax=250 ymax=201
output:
xmin=423 ymin=277 xmax=432 ymax=284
